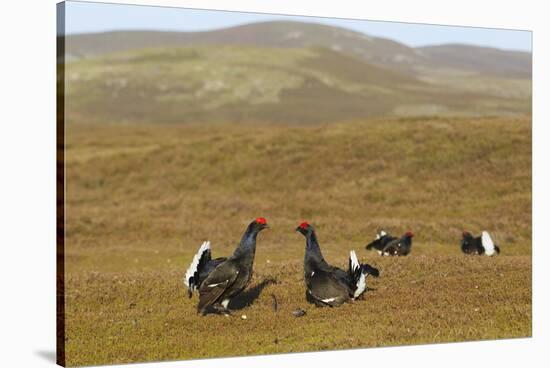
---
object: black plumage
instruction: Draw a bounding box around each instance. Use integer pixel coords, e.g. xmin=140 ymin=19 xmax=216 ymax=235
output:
xmin=461 ymin=231 xmax=500 ymax=256
xmin=380 ymin=231 xmax=414 ymax=256
xmin=365 ymin=230 xmax=397 ymax=254
xmin=461 ymin=232 xmax=484 ymax=255
xmin=184 ymin=241 xmax=226 ymax=298
xmin=366 ymin=230 xmax=413 ymax=256
xmin=184 ymin=217 xmax=269 ymax=315
xmin=296 ymin=222 xmax=379 ymax=307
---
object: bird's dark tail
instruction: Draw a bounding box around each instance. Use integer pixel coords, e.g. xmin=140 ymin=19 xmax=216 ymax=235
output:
xmin=184 ymin=241 xmax=211 ymax=297
xmin=362 ymin=263 xmax=380 ymax=278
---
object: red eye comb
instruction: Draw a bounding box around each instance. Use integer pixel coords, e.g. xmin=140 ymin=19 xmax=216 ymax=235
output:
xmin=299 ymin=222 xmax=309 ymax=229
xmin=255 ymin=217 xmax=267 ymax=225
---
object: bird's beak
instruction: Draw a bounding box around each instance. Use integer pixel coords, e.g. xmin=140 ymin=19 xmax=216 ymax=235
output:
xmin=295 ymin=227 xmax=300 ymax=232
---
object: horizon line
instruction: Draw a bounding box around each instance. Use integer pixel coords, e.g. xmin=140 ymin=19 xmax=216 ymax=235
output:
xmin=60 ymin=19 xmax=532 ymax=53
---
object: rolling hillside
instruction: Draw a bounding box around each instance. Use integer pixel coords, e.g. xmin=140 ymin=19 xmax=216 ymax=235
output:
xmin=419 ymin=43 xmax=531 ymax=78
xmin=64 ymin=44 xmax=530 ymax=125
xmin=64 ymin=21 xmax=531 ymax=78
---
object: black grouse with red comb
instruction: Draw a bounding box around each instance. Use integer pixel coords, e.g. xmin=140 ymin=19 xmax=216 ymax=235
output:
xmin=296 ymin=222 xmax=379 ymax=307
xmin=183 ymin=217 xmax=269 ymax=315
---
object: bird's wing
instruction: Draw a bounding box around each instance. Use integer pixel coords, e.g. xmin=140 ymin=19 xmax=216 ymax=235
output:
xmin=307 ymin=269 xmax=350 ymax=306
xmin=381 ymin=238 xmax=399 ymax=253
xmin=197 ymin=260 xmax=239 ymax=312
xmin=331 ymin=266 xmax=350 ymax=286
xmin=366 ymin=238 xmax=385 ymax=251
xmin=481 ymin=231 xmax=496 ymax=256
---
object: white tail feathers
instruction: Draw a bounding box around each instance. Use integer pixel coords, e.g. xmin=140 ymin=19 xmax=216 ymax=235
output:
xmin=350 ymin=250 xmax=360 ymax=272
xmin=349 ymin=250 xmax=366 ymax=298
xmin=481 ymin=231 xmax=496 ymax=256
xmin=375 ymin=230 xmax=387 ymax=240
xmin=184 ymin=241 xmax=211 ymax=287
xmin=354 ymin=273 xmax=367 ymax=298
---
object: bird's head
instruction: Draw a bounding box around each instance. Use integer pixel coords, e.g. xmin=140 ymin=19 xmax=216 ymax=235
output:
xmin=295 ymin=221 xmax=313 ymax=236
xmin=404 ymin=230 xmax=414 ymax=238
xmin=251 ymin=217 xmax=269 ymax=232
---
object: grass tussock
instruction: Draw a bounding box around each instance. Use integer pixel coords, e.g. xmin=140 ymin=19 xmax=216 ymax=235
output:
xmin=63 ymin=116 xmax=531 ymax=366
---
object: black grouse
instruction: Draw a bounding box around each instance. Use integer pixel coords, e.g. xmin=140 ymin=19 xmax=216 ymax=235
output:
xmin=183 ymin=217 xmax=269 ymax=315
xmin=461 ymin=230 xmax=500 ymax=256
xmin=365 ymin=230 xmax=397 ymax=255
xmin=366 ymin=230 xmax=413 ymax=256
xmin=296 ymin=222 xmax=379 ymax=307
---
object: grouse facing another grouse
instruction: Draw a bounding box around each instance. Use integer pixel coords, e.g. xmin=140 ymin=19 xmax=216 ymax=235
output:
xmin=461 ymin=230 xmax=500 ymax=256
xmin=366 ymin=230 xmax=413 ymax=256
xmin=184 ymin=217 xmax=269 ymax=315
xmin=296 ymin=222 xmax=379 ymax=307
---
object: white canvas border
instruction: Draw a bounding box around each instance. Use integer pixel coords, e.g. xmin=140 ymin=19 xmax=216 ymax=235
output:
xmin=0 ymin=1 xmax=546 ymax=367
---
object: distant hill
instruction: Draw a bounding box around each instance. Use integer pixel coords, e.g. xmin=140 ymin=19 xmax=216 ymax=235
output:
xmin=64 ymin=21 xmax=531 ymax=78
xmin=418 ymin=44 xmax=531 ymax=78
xmin=61 ymin=21 xmax=531 ymax=124
xmin=63 ymin=44 xmax=530 ymax=125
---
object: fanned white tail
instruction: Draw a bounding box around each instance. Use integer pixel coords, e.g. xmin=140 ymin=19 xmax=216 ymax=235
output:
xmin=481 ymin=231 xmax=496 ymax=256
xmin=349 ymin=250 xmax=366 ymax=298
xmin=184 ymin=241 xmax=210 ymax=287
xmin=350 ymin=250 xmax=360 ymax=271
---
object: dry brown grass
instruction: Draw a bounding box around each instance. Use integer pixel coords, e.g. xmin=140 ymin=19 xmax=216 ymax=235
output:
xmin=63 ymin=116 xmax=531 ymax=366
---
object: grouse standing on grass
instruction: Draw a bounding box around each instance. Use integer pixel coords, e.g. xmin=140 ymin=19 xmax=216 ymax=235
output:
xmin=461 ymin=231 xmax=500 ymax=256
xmin=366 ymin=230 xmax=414 ymax=256
xmin=365 ymin=230 xmax=397 ymax=255
xmin=183 ymin=217 xmax=269 ymax=315
xmin=296 ymin=222 xmax=379 ymax=307
xmin=383 ymin=231 xmax=414 ymax=256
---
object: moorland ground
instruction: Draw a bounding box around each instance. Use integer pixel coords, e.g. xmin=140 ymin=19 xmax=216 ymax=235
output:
xmin=63 ymin=116 xmax=531 ymax=366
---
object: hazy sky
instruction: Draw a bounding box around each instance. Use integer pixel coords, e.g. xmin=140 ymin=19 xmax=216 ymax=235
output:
xmin=62 ymin=1 xmax=532 ymax=51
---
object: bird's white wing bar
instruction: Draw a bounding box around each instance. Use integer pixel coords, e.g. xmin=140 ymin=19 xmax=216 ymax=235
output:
xmin=481 ymin=231 xmax=496 ymax=256
xmin=349 ymin=250 xmax=360 ymax=272
xmin=184 ymin=240 xmax=211 ymax=286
